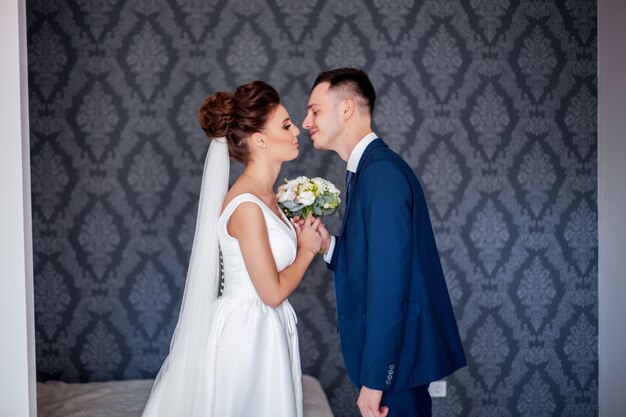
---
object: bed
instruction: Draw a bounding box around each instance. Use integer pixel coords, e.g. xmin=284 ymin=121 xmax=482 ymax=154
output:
xmin=37 ymin=374 xmax=334 ymax=417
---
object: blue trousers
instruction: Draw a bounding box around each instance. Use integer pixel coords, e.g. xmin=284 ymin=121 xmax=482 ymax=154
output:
xmin=380 ymin=384 xmax=432 ymax=417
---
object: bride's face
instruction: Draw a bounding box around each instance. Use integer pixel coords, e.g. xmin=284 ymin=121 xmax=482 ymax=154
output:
xmin=262 ymin=104 xmax=300 ymax=161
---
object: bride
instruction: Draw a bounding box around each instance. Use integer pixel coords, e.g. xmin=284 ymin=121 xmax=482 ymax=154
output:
xmin=141 ymin=81 xmax=323 ymax=417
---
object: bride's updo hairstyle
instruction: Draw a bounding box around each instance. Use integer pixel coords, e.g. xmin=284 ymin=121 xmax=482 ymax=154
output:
xmin=198 ymin=81 xmax=280 ymax=163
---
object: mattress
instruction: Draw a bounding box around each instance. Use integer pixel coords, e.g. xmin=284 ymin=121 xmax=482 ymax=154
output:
xmin=37 ymin=374 xmax=334 ymax=417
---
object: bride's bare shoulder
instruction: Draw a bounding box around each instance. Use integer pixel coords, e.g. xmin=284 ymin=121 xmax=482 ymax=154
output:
xmin=221 ymin=184 xmax=258 ymax=214
xmin=221 ymin=188 xmax=265 ymax=237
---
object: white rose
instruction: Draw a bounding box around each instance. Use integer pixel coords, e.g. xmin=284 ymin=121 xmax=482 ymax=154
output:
xmin=285 ymin=180 xmax=298 ymax=191
xmin=297 ymin=190 xmax=316 ymax=206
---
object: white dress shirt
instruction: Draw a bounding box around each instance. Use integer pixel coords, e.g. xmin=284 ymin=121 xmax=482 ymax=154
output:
xmin=323 ymin=132 xmax=378 ymax=263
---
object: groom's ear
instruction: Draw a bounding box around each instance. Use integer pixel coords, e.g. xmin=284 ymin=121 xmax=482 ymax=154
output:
xmin=341 ymin=98 xmax=356 ymax=120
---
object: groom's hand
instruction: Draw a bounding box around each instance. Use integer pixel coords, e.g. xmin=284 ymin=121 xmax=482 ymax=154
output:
xmin=291 ymin=216 xmax=305 ymax=229
xmin=317 ymin=221 xmax=331 ymax=253
xmin=357 ymin=386 xmax=388 ymax=417
xmin=290 ymin=216 xmax=305 ymax=236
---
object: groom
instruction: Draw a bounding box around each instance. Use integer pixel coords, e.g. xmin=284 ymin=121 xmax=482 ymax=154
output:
xmin=302 ymin=68 xmax=467 ymax=417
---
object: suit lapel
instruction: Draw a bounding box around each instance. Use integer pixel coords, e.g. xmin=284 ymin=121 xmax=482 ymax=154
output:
xmin=337 ymin=139 xmax=386 ymax=243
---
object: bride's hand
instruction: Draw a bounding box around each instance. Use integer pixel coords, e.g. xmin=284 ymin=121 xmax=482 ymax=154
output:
xmin=293 ymin=215 xmax=331 ymax=254
xmin=296 ymin=213 xmax=322 ymax=255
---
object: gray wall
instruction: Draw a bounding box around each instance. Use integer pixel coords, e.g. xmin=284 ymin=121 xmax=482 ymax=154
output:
xmin=598 ymin=0 xmax=626 ymax=415
xmin=28 ymin=1 xmax=598 ymax=416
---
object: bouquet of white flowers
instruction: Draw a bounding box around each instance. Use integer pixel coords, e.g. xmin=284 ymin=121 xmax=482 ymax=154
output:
xmin=276 ymin=176 xmax=341 ymax=219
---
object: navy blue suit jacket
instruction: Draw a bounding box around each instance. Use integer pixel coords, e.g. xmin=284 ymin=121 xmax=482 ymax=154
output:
xmin=328 ymin=138 xmax=466 ymax=391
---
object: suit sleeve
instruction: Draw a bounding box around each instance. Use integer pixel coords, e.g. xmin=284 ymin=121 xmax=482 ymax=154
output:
xmin=359 ymin=160 xmax=412 ymax=390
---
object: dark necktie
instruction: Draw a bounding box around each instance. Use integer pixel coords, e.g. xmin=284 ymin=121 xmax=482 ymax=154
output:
xmin=345 ymin=170 xmax=355 ymax=203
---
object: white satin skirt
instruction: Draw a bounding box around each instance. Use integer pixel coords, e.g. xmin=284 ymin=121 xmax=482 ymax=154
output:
xmin=142 ymin=293 xmax=303 ymax=417
xmin=210 ymin=294 xmax=302 ymax=417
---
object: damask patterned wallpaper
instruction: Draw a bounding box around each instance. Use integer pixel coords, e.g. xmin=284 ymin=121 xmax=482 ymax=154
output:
xmin=27 ymin=0 xmax=597 ymax=416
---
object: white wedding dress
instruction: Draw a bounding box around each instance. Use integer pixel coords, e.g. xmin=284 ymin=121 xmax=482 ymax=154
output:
xmin=212 ymin=193 xmax=303 ymax=416
xmin=142 ymin=191 xmax=303 ymax=416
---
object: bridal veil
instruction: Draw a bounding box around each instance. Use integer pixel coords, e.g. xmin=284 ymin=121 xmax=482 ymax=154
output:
xmin=142 ymin=137 xmax=229 ymax=416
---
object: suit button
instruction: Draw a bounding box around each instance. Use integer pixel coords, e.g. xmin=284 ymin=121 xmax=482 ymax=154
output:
xmin=385 ymin=380 xmax=392 ymax=385
xmin=389 ymin=364 xmax=395 ymax=370
xmin=388 ymin=370 xmax=393 ymax=375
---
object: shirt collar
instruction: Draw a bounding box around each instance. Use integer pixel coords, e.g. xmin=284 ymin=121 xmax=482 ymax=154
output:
xmin=347 ymin=132 xmax=378 ymax=173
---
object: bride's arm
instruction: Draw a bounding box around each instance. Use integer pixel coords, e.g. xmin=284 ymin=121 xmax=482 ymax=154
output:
xmin=228 ymin=202 xmax=321 ymax=307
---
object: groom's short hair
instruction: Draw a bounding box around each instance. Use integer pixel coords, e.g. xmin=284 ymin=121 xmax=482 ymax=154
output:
xmin=312 ymin=68 xmax=376 ymax=115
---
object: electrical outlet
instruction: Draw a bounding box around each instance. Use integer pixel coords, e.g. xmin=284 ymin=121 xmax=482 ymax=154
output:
xmin=428 ymin=380 xmax=447 ymax=397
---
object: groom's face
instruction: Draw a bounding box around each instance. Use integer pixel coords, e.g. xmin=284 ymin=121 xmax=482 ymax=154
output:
xmin=302 ymin=82 xmax=342 ymax=151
